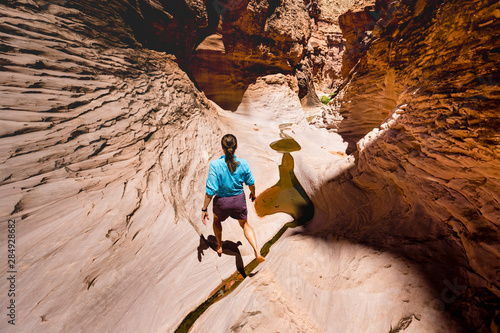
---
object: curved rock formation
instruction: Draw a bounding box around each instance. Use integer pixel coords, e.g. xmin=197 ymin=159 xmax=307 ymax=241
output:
xmin=0 ymin=2 xmax=227 ymax=332
xmin=323 ymin=0 xmax=499 ymax=330
xmin=1 ymin=0 xmax=498 ymax=332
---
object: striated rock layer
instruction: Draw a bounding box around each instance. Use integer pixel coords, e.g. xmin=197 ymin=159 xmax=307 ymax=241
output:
xmin=322 ymin=0 xmax=499 ymax=330
xmin=0 ymin=2 xmax=247 ymax=332
xmin=1 ymin=0 xmax=499 ymax=332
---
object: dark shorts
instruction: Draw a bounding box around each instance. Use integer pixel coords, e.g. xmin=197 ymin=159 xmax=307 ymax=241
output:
xmin=213 ymin=192 xmax=247 ymax=222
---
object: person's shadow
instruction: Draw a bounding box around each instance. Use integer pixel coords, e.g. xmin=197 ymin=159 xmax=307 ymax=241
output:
xmin=197 ymin=235 xmax=246 ymax=278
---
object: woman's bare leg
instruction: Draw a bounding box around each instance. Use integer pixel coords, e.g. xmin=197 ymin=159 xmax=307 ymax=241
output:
xmin=213 ymin=214 xmax=223 ymax=255
xmin=238 ymin=219 xmax=265 ymax=263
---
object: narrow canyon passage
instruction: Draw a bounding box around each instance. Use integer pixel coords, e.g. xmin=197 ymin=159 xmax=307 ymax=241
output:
xmin=183 ymin=84 xmax=466 ymax=332
xmin=0 ymin=0 xmax=498 ymax=333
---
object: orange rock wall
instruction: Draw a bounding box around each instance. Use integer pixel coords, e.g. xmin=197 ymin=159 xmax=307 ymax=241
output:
xmin=315 ymin=0 xmax=499 ymax=330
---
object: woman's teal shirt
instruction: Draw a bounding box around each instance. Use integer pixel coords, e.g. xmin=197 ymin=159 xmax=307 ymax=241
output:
xmin=205 ymin=156 xmax=255 ymax=197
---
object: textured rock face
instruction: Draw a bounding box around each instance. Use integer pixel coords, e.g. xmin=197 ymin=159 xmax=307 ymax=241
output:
xmin=318 ymin=0 xmax=368 ymax=25
xmin=0 ymin=3 xmax=229 ymax=332
xmin=221 ymin=0 xmax=312 ymax=72
xmin=305 ymin=22 xmax=345 ymax=92
xmin=189 ymin=0 xmax=313 ymax=110
xmin=338 ymin=1 xmax=377 ymax=77
xmin=303 ymin=0 xmax=373 ymax=92
xmin=323 ymin=0 xmax=500 ymax=330
xmin=20 ymin=0 xmax=213 ymax=62
xmin=1 ymin=0 xmax=498 ymax=332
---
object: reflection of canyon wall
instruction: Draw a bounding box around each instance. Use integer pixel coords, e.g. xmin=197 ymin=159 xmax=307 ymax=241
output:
xmin=315 ymin=0 xmax=499 ymax=330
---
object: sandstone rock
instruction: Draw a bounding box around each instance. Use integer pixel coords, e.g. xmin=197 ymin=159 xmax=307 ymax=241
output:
xmin=193 ymin=231 xmax=464 ymax=332
xmin=190 ymin=0 xmax=314 ymax=111
xmin=303 ymin=0 xmax=375 ymax=92
xmin=323 ymin=0 xmax=500 ymax=330
xmin=189 ymin=32 xmax=250 ymax=111
xmin=318 ymin=0 xmax=371 ymax=26
xmin=0 ymin=3 xmax=250 ymax=332
xmin=307 ymin=24 xmax=345 ymax=91
xmin=20 ymin=0 xmax=212 ymax=63
xmin=0 ymin=3 xmax=344 ymax=331
xmin=121 ymin=0 xmax=210 ymax=62
xmin=338 ymin=2 xmax=377 ymax=78
xmin=220 ymin=0 xmax=312 ymax=71
xmin=1 ymin=0 xmax=498 ymax=332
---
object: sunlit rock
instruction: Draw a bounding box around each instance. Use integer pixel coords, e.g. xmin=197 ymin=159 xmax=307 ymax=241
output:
xmin=0 ymin=0 xmax=498 ymax=332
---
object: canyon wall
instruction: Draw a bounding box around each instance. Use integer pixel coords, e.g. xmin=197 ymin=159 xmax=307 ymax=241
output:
xmin=190 ymin=0 xmax=313 ymax=110
xmin=0 ymin=1 xmax=230 ymax=332
xmin=316 ymin=0 xmax=499 ymax=330
xmin=0 ymin=0 xmax=498 ymax=332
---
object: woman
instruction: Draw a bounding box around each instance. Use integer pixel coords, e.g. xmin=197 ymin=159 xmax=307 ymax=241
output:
xmin=202 ymin=134 xmax=265 ymax=263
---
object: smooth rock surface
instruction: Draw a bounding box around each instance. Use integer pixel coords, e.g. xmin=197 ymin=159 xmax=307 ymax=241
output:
xmin=193 ymin=231 xmax=462 ymax=332
xmin=0 ymin=3 xmax=285 ymax=332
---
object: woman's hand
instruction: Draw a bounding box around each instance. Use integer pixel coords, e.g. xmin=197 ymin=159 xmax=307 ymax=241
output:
xmin=249 ymin=185 xmax=256 ymax=202
xmin=202 ymin=193 xmax=213 ymax=225
xmin=202 ymin=211 xmax=209 ymax=225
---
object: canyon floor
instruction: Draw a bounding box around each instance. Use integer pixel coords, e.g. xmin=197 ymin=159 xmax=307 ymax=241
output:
xmin=183 ymin=76 xmax=464 ymax=333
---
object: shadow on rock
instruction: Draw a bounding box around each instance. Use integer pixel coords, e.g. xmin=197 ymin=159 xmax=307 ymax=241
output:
xmin=303 ymin=129 xmax=499 ymax=331
xmin=197 ymin=235 xmax=246 ymax=278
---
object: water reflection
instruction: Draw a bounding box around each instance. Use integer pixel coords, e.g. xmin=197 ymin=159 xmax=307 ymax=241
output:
xmin=255 ymin=137 xmax=314 ymax=224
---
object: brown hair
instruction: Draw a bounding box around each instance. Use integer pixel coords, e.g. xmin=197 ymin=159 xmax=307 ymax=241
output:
xmin=221 ymin=134 xmax=239 ymax=172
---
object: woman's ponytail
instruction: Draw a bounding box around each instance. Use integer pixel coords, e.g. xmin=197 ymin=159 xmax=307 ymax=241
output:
xmin=221 ymin=134 xmax=239 ymax=173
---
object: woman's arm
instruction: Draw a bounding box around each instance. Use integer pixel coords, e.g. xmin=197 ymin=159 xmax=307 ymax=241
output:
xmin=248 ymin=184 xmax=256 ymax=202
xmin=202 ymin=193 xmax=213 ymax=225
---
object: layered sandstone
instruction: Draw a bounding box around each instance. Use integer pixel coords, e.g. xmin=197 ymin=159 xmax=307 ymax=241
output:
xmin=0 ymin=2 xmax=248 ymax=332
xmin=0 ymin=0 xmax=498 ymax=332
xmin=324 ymin=0 xmax=500 ymax=330
xmin=190 ymin=0 xmax=313 ymax=110
xmin=220 ymin=0 xmax=311 ymax=72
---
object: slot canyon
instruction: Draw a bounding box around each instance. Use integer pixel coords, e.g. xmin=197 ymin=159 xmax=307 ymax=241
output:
xmin=0 ymin=0 xmax=498 ymax=332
